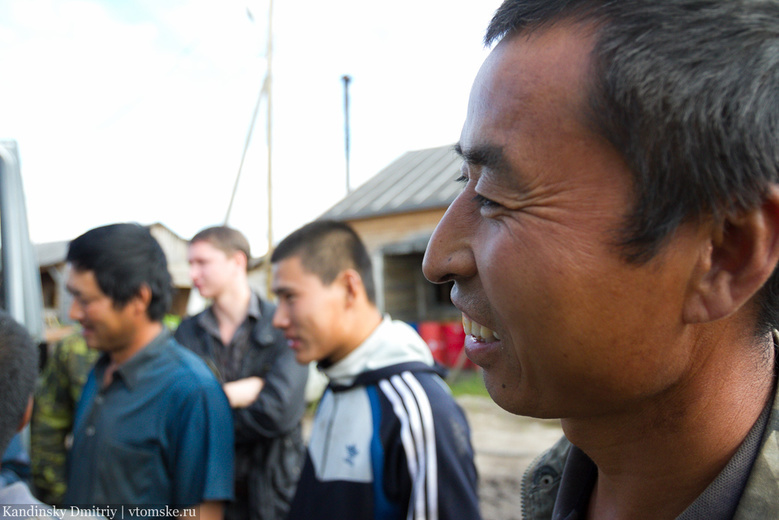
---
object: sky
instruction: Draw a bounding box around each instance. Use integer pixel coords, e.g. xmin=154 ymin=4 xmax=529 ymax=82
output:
xmin=0 ymin=0 xmax=503 ymax=256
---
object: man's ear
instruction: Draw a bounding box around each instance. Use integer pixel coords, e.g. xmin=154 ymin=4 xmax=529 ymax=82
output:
xmin=684 ymin=185 xmax=779 ymax=324
xmin=133 ymin=284 xmax=153 ymax=316
xmin=232 ymin=251 xmax=248 ymax=272
xmin=17 ymin=397 xmax=33 ymax=432
xmin=340 ymin=269 xmax=365 ymax=306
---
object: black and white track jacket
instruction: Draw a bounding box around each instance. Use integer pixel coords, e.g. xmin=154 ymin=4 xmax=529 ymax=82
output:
xmin=287 ymin=317 xmax=482 ymax=520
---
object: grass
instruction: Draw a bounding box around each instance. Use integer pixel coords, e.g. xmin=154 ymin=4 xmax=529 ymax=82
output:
xmin=447 ymin=369 xmax=490 ymax=398
xmin=305 ymin=367 xmax=490 ymax=411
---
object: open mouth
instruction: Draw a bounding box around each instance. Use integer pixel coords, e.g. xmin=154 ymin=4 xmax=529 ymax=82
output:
xmin=462 ymin=315 xmax=501 ymax=342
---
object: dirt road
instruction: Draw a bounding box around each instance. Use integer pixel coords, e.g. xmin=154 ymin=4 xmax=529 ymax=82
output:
xmin=457 ymin=395 xmax=564 ymax=520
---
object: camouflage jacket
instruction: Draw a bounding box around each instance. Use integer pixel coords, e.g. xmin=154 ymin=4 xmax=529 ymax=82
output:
xmin=30 ymin=334 xmax=98 ymax=506
xmin=521 ymin=376 xmax=779 ymax=519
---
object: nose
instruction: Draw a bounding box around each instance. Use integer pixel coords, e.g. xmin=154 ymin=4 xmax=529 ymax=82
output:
xmin=422 ymin=193 xmax=477 ymax=284
xmin=272 ymin=301 xmax=289 ymax=330
xmin=189 ymin=263 xmax=199 ymax=282
xmin=69 ymin=299 xmax=83 ymax=322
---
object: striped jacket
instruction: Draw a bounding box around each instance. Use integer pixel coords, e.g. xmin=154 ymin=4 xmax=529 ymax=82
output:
xmin=287 ymin=318 xmax=481 ymax=520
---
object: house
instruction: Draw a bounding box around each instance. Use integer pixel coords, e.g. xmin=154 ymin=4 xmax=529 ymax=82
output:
xmin=319 ymin=144 xmax=470 ymax=367
xmin=320 ymin=144 xmax=461 ymax=323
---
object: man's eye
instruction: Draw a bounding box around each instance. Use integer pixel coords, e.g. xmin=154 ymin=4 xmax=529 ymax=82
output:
xmin=75 ymin=296 xmax=92 ymax=308
xmin=455 ymin=173 xmax=500 ymax=209
xmin=473 ymin=193 xmax=500 ymax=208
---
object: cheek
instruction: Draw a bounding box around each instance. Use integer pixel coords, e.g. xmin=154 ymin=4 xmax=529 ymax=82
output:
xmin=83 ymin=304 xmax=103 ymax=323
xmin=86 ymin=309 xmax=111 ymax=332
xmin=311 ymin=299 xmax=346 ymax=345
xmin=481 ymin=232 xmax=563 ymax=331
xmin=309 ymin=305 xmax=337 ymax=337
xmin=294 ymin=302 xmax=326 ymax=335
xmin=200 ymin=266 xmax=216 ymax=281
xmin=480 ymin=233 xmax=606 ymax=381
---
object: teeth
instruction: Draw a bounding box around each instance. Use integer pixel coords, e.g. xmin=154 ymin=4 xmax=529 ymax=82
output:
xmin=462 ymin=315 xmax=500 ymax=342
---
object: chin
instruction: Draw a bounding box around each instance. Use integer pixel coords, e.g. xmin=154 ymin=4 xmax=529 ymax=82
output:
xmin=294 ymin=352 xmax=313 ymax=366
xmin=483 ymin=373 xmax=548 ymax=418
xmin=485 ymin=387 xmax=521 ymax=416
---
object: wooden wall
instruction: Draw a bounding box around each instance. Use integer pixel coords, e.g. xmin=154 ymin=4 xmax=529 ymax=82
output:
xmin=347 ymin=208 xmax=446 ymax=254
xmin=346 ymin=208 xmax=458 ymax=323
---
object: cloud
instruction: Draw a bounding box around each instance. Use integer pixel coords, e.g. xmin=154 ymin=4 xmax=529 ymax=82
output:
xmin=0 ymin=0 xmax=500 ymax=253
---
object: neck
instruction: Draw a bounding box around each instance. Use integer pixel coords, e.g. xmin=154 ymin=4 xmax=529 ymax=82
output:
xmin=212 ymin=283 xmax=252 ymax=326
xmin=353 ymin=308 xmax=384 ymax=348
xmin=330 ymin=307 xmax=384 ymax=364
xmin=110 ymin=321 xmax=164 ymax=365
xmin=564 ymin=329 xmax=775 ymax=520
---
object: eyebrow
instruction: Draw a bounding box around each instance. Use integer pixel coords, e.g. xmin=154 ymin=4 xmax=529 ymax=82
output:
xmin=453 ymin=142 xmax=508 ymax=172
xmin=272 ymin=285 xmax=292 ymax=297
xmin=454 ymin=141 xmax=532 ymax=195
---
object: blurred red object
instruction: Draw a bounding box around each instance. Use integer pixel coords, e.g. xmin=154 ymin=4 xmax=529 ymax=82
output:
xmin=443 ymin=321 xmax=476 ymax=369
xmin=418 ymin=321 xmax=447 ymax=365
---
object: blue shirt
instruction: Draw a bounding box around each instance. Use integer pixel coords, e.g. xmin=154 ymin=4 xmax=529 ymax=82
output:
xmin=64 ymin=330 xmax=234 ymax=513
xmin=1 ymin=434 xmax=30 ymax=487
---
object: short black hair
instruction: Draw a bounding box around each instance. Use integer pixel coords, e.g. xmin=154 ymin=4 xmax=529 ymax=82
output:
xmin=271 ymin=220 xmax=376 ymax=304
xmin=67 ymin=223 xmax=172 ymax=321
xmin=0 ymin=312 xmax=38 ymax=456
xmin=486 ymin=0 xmax=779 ymax=333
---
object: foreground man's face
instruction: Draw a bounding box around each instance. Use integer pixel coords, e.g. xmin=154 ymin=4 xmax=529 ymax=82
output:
xmin=423 ymin=23 xmax=705 ymax=419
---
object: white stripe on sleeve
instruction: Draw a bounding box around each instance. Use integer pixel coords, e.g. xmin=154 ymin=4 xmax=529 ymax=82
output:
xmin=379 ymin=378 xmax=419 ymax=520
xmin=380 ymin=372 xmax=439 ymax=520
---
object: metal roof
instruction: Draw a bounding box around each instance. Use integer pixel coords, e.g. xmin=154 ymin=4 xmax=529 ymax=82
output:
xmin=319 ymin=144 xmax=461 ymax=221
xmin=36 ymin=240 xmax=69 ymax=268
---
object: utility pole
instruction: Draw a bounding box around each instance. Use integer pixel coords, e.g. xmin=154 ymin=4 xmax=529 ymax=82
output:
xmin=342 ymin=75 xmax=351 ymax=194
xmin=265 ymin=0 xmax=274 ymax=298
xmin=227 ymin=2 xmax=274 ymax=298
xmin=224 ymin=82 xmax=263 ymax=226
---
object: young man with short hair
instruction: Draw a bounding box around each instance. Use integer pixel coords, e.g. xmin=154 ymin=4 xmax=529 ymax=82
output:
xmin=175 ymin=226 xmax=308 ymax=520
xmin=272 ymin=220 xmax=481 ymax=520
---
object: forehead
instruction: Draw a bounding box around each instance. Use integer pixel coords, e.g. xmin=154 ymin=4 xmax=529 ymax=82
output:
xmin=272 ymin=256 xmax=323 ymax=291
xmin=188 ymin=240 xmax=229 ymax=258
xmin=460 ymin=23 xmax=597 ymax=159
xmin=65 ymin=266 xmax=103 ymax=295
